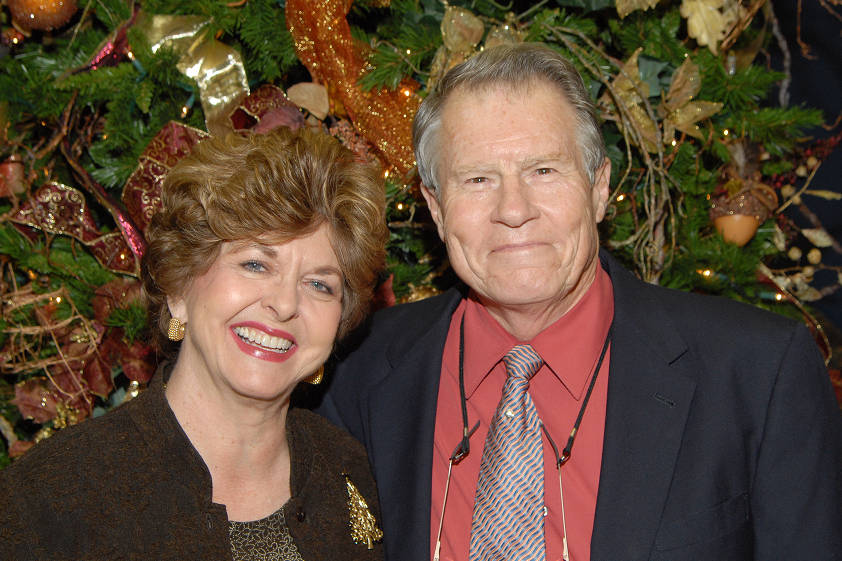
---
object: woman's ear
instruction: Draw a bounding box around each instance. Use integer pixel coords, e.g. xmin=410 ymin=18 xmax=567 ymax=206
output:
xmin=167 ymin=295 xmax=187 ymax=323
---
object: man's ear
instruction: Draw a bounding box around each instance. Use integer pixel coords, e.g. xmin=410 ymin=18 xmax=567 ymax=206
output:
xmin=420 ymin=184 xmax=446 ymax=240
xmin=592 ymin=157 xmax=611 ymax=223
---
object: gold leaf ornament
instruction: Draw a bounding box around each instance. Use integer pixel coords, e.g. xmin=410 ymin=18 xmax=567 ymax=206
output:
xmin=345 ymin=475 xmax=383 ymax=549
xmin=441 ymin=6 xmax=484 ymax=54
xmin=616 ymin=0 xmax=660 ymax=19
xmin=600 ymin=49 xmax=659 ymax=153
xmin=428 ymin=6 xmax=484 ymax=90
xmin=661 ymin=57 xmax=722 ymax=141
xmin=680 ymin=0 xmax=742 ymax=54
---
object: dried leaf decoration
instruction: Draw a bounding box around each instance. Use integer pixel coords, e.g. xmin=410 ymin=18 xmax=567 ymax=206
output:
xmin=805 ymin=189 xmax=842 ymax=201
xmin=600 ymin=48 xmax=660 ymax=153
xmin=616 ymin=0 xmax=660 ymax=19
xmin=680 ymin=0 xmax=742 ymax=54
xmin=661 ymin=57 xmax=722 ymax=142
xmin=802 ymin=228 xmax=834 ymax=248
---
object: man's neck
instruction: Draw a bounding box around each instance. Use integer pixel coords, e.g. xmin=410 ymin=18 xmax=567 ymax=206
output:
xmin=477 ymin=266 xmax=598 ymax=341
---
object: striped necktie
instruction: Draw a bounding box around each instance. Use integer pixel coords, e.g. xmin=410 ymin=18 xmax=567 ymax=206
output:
xmin=469 ymin=344 xmax=545 ymax=561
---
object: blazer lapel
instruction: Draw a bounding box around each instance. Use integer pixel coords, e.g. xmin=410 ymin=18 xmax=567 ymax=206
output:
xmin=365 ymin=288 xmax=463 ymax=561
xmin=591 ymin=253 xmax=697 ymax=560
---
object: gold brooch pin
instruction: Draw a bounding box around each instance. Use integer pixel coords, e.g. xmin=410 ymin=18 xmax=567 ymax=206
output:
xmin=345 ymin=475 xmax=383 ymax=549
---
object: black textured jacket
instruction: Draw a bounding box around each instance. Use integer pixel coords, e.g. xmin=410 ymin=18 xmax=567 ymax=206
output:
xmin=0 ymin=370 xmax=384 ymax=561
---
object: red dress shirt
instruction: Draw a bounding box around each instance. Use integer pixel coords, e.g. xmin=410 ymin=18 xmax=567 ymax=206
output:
xmin=430 ymin=265 xmax=614 ymax=561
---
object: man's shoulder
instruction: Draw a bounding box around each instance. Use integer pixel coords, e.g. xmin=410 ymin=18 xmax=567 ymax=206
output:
xmin=604 ymin=250 xmax=799 ymax=337
xmin=339 ymin=286 xmax=463 ymax=354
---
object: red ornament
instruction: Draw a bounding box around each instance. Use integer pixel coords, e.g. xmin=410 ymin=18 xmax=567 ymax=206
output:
xmin=8 ymin=0 xmax=78 ymax=32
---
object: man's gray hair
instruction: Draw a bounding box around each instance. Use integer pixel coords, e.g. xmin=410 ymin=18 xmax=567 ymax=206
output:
xmin=412 ymin=43 xmax=606 ymax=193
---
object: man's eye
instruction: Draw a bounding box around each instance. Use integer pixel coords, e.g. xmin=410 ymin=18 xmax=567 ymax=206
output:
xmin=242 ymin=260 xmax=266 ymax=272
xmin=468 ymin=177 xmax=487 ymax=184
xmin=536 ymin=168 xmax=554 ymax=175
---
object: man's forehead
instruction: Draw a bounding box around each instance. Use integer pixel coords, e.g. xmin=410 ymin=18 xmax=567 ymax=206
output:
xmin=443 ymin=77 xmax=569 ymax=112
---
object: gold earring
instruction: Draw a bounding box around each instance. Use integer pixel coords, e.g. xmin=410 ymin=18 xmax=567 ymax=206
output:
xmin=305 ymin=365 xmax=324 ymax=385
xmin=167 ymin=318 xmax=185 ymax=341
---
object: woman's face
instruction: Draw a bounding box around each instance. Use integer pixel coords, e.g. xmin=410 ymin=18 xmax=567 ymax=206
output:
xmin=167 ymin=224 xmax=343 ymax=403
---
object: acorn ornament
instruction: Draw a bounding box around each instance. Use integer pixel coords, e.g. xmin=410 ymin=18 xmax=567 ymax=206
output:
xmin=710 ymin=140 xmax=779 ymax=247
xmin=8 ymin=0 xmax=78 ymax=32
xmin=710 ymin=183 xmax=778 ymax=246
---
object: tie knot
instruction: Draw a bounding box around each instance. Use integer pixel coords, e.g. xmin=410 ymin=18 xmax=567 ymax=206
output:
xmin=503 ymin=345 xmax=543 ymax=381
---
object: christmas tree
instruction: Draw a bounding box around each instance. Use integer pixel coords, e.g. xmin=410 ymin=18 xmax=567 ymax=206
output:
xmin=0 ymin=0 xmax=840 ymax=464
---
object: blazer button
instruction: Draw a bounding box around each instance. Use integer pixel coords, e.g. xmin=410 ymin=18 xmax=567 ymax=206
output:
xmin=296 ymin=510 xmax=306 ymax=522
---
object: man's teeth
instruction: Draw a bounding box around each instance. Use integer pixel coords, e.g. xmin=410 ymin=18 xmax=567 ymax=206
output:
xmin=233 ymin=327 xmax=293 ymax=352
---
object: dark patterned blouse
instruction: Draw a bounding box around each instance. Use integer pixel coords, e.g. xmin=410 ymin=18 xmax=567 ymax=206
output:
xmin=229 ymin=506 xmax=306 ymax=561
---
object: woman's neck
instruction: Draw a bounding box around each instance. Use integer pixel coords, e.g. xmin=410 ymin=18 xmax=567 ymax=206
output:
xmin=164 ymin=365 xmax=294 ymax=521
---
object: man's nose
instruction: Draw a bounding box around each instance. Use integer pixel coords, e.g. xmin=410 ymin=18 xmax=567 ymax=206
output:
xmin=492 ymin=176 xmax=538 ymax=227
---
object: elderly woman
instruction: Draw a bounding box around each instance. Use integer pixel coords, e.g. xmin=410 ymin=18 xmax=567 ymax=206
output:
xmin=0 ymin=128 xmax=388 ymax=560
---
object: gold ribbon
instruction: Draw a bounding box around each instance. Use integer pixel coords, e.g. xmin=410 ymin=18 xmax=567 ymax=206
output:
xmin=135 ymin=12 xmax=249 ymax=127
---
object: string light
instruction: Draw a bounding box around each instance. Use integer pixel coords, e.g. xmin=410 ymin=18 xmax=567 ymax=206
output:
xmin=696 ymin=269 xmax=713 ymax=278
xmin=670 ymin=139 xmax=677 ymax=147
xmin=396 ymin=203 xmax=405 ymax=211
xmin=616 ymin=194 xmax=625 ymax=202
xmin=775 ymin=293 xmax=784 ymax=301
xmin=722 ymin=129 xmax=729 ymax=136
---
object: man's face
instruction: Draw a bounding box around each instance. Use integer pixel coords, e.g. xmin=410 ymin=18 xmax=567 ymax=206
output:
xmin=422 ymin=81 xmax=610 ymax=327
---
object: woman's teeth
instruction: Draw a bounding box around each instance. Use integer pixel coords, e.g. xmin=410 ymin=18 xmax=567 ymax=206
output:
xmin=233 ymin=327 xmax=293 ymax=352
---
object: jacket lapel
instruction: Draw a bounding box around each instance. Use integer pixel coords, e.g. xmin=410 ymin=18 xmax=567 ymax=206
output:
xmin=365 ymin=288 xmax=463 ymax=561
xmin=591 ymin=253 xmax=697 ymax=560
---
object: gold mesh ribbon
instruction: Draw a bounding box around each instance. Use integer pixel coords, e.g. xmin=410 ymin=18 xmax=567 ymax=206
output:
xmin=286 ymin=0 xmax=419 ymax=177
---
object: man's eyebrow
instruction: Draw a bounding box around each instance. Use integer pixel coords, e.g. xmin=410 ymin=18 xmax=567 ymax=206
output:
xmin=520 ymin=153 xmax=568 ymax=168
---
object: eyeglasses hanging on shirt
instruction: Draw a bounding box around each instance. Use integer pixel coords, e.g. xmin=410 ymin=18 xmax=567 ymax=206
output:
xmin=433 ymin=314 xmax=612 ymax=561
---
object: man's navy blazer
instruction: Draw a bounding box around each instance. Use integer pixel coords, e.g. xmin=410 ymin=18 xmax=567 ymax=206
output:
xmin=319 ymin=251 xmax=842 ymax=560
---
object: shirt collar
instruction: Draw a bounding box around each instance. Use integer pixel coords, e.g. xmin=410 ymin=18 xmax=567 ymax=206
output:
xmin=462 ymin=264 xmax=614 ymax=400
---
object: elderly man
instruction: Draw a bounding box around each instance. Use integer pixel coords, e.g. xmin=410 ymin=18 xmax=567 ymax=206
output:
xmin=319 ymin=44 xmax=842 ymax=561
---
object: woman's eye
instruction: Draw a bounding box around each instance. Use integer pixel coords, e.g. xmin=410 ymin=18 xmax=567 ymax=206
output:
xmin=308 ymin=280 xmax=335 ymax=295
xmin=241 ymin=260 xmax=266 ymax=272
